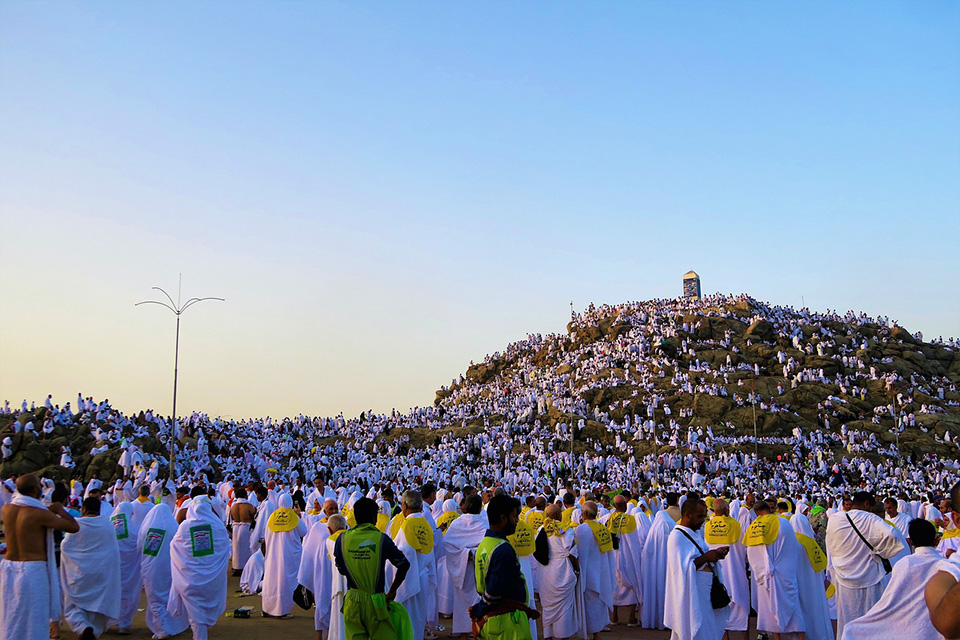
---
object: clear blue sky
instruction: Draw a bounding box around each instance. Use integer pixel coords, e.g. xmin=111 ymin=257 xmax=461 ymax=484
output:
xmin=1 ymin=1 xmax=958 ymax=419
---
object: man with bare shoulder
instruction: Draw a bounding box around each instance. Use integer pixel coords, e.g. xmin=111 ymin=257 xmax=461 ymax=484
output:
xmin=0 ymin=473 xmax=79 ymax=640
xmin=230 ymin=486 xmax=257 ymax=576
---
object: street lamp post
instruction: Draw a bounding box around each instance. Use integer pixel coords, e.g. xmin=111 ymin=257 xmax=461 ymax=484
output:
xmin=137 ymin=277 xmax=223 ymax=480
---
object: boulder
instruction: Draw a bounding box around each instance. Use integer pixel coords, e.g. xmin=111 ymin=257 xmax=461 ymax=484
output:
xmin=745 ymin=319 xmax=776 ymax=343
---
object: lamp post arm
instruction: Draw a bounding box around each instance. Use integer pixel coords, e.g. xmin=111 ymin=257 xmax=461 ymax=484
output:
xmin=151 ymin=287 xmax=179 ymax=311
xmin=134 ymin=300 xmax=178 ymax=313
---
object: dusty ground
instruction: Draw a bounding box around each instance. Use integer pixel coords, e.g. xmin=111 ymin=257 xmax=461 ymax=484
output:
xmin=88 ymin=571 xmax=674 ymax=639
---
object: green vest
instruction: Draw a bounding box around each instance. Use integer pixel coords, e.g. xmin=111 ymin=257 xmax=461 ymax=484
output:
xmin=474 ymin=537 xmax=532 ymax=640
xmin=341 ymin=523 xmax=383 ymax=594
xmin=475 ymin=536 xmax=505 ymax=596
xmin=475 ymin=535 xmax=528 ymax=602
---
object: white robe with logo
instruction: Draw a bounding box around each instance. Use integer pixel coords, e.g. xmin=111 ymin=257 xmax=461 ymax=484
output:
xmin=138 ymin=503 xmax=189 ymax=638
xmin=110 ymin=501 xmax=143 ymax=629
xmin=168 ymin=497 xmax=230 ymax=640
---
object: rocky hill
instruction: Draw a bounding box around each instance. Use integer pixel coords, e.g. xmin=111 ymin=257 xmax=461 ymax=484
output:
xmin=2 ymin=294 xmax=958 ymax=484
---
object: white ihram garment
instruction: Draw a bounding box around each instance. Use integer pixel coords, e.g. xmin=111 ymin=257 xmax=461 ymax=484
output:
xmin=441 ymin=513 xmax=487 ymax=635
xmin=538 ymin=527 xmax=583 ymax=639
xmin=388 ymin=513 xmax=428 ymax=640
xmin=640 ymin=510 xmax=675 ymax=629
xmin=0 ymin=493 xmax=60 ymax=640
xmin=168 ymin=496 xmax=230 ymax=640
xmin=110 ymin=501 xmax=143 ymax=629
xmin=576 ymin=521 xmax=615 ymax=635
xmin=664 ymin=525 xmax=727 ymax=640
xmin=825 ymin=510 xmax=904 ymax=639
xmin=746 ymin=518 xmax=805 ymax=635
xmin=298 ymin=517 xmax=333 ymax=631
xmin=138 ymin=503 xmax=189 ymax=638
xmin=842 ymin=547 xmax=943 ymax=640
xmin=326 ymin=535 xmax=348 ymax=640
xmin=60 ymin=513 xmax=122 ymax=636
xmin=261 ymin=495 xmax=307 ymax=616
xmin=707 ymin=529 xmax=748 ymax=631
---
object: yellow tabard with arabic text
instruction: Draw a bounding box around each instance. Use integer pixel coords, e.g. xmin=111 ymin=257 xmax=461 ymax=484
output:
xmin=268 ymin=508 xmax=300 ymax=532
xmin=543 ymin=518 xmax=569 ymax=537
xmin=587 ymin=520 xmax=613 ymax=553
xmin=508 ymin=520 xmax=535 ymax=556
xmin=796 ymin=533 xmax=828 ymax=572
xmin=704 ymin=515 xmax=741 ymax=545
xmin=389 ymin=513 xmax=406 ymax=538
xmin=743 ymin=514 xmax=780 ymax=546
xmin=606 ymin=512 xmax=637 ymax=535
xmin=526 ymin=510 xmax=546 ymax=531
xmin=403 ymin=517 xmax=434 ymax=554
xmin=436 ymin=511 xmax=460 ymax=532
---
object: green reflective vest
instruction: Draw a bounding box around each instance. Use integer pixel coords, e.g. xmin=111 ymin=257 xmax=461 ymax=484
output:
xmin=475 ymin=536 xmax=505 ymax=596
xmin=341 ymin=523 xmax=383 ymax=594
xmin=475 ymin=535 xmax=528 ymax=602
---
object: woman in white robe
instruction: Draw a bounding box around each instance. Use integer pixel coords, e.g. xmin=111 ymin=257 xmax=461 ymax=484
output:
xmin=261 ymin=493 xmax=307 ymax=617
xmin=138 ymin=503 xmax=189 ymax=639
xmin=168 ymin=495 xmax=230 ymax=640
xmin=110 ymin=501 xmax=143 ymax=632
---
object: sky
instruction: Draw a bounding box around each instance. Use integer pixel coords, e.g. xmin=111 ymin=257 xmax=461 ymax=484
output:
xmin=1 ymin=1 xmax=958 ymax=420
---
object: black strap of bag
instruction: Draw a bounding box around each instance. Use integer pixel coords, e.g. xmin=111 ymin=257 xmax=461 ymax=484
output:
xmin=845 ymin=514 xmax=893 ymax=574
xmin=678 ymin=528 xmax=731 ymax=609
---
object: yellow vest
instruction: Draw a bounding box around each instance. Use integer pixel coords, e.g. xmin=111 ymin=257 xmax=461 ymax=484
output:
xmin=743 ymin=514 xmax=780 ymax=546
xmin=586 ymin=520 xmax=613 ymax=552
xmin=704 ymin=515 xmax=741 ymax=545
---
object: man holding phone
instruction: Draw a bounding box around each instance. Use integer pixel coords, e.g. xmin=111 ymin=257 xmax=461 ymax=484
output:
xmin=665 ymin=496 xmax=731 ymax=640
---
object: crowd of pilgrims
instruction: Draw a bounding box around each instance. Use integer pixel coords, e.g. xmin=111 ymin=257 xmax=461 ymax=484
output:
xmin=1 ymin=293 xmax=959 ymax=639
xmin=1 ymin=471 xmax=959 ymax=640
